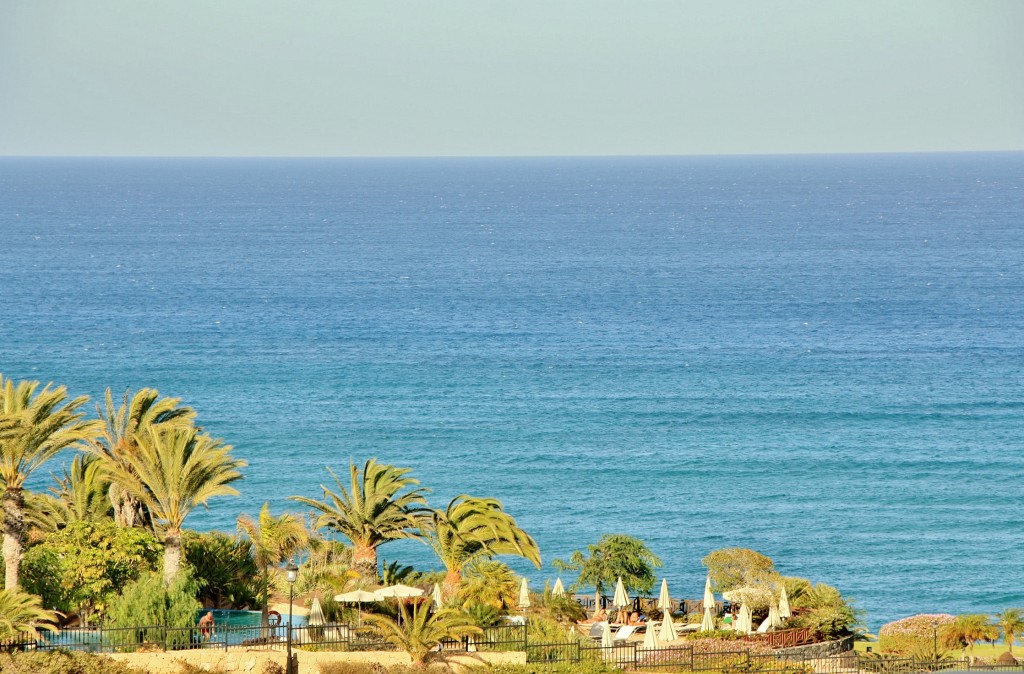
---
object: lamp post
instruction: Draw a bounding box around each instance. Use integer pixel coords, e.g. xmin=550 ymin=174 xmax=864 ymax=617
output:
xmin=286 ymin=561 xmax=299 ymax=674
xmin=932 ymin=620 xmax=939 ymax=659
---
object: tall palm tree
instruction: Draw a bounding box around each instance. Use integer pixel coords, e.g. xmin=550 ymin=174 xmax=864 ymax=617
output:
xmin=0 ymin=588 xmax=59 ymax=640
xmin=363 ymin=602 xmax=481 ymax=666
xmin=0 ymin=376 xmax=100 ymax=589
xmin=996 ymin=608 xmax=1024 ymax=654
xmin=102 ymin=425 xmax=245 ymax=584
xmin=291 ymin=458 xmax=429 ymax=581
xmin=237 ymin=502 xmax=308 ymax=624
xmin=424 ymin=494 xmax=540 ymax=597
xmin=90 ymin=388 xmax=195 ymax=528
xmin=23 ymin=454 xmax=112 ymax=542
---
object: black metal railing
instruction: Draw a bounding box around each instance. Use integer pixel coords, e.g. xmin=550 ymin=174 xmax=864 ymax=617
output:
xmin=7 ymin=621 xmax=1024 ymax=674
xmin=1 ymin=622 xmax=526 ymax=656
xmin=520 ymin=642 xmax=1024 ymax=673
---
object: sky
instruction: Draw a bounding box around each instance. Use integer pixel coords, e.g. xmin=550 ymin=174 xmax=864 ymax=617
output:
xmin=1 ymin=1 xmax=1023 ymax=157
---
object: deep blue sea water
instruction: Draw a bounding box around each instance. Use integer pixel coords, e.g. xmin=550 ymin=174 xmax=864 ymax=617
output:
xmin=1 ymin=154 xmax=1022 ymax=630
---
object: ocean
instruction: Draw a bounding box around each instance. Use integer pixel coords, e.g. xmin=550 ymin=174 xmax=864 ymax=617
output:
xmin=1 ymin=153 xmax=1022 ymax=629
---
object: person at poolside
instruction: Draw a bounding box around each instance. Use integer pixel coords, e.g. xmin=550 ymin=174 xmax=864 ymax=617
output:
xmin=581 ymin=608 xmax=608 ymax=624
xmin=199 ymin=611 xmax=215 ymax=640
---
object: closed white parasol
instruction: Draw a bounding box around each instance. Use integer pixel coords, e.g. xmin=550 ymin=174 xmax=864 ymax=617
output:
xmin=659 ymin=611 xmax=676 ymax=642
xmin=701 ymin=576 xmax=716 ymax=632
xmin=613 ymin=577 xmax=630 ymax=610
xmin=778 ymin=585 xmax=791 ymax=620
xmin=518 ymin=577 xmax=531 ymax=609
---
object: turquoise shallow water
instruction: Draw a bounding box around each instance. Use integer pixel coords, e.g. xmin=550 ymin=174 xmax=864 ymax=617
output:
xmin=1 ymin=154 xmax=1022 ymax=629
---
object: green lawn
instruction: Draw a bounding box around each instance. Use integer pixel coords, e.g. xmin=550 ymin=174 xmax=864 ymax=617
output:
xmin=855 ymin=640 xmax=1017 ymax=659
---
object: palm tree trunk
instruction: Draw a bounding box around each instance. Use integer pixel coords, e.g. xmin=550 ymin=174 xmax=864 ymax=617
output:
xmin=352 ymin=542 xmax=378 ymax=582
xmin=442 ymin=569 xmax=461 ymax=599
xmin=2 ymin=487 xmax=24 ymax=590
xmin=163 ymin=529 xmax=182 ymax=585
xmin=261 ymin=568 xmax=270 ymax=625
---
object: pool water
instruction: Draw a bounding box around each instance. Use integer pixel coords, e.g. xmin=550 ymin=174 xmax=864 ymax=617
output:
xmin=202 ymin=609 xmax=307 ymax=628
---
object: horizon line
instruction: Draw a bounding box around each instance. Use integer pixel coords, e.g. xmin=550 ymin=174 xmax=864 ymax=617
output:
xmin=2 ymin=149 xmax=1023 ymax=161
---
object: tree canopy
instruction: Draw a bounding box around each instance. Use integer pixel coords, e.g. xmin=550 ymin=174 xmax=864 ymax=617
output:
xmin=702 ymin=547 xmax=776 ymax=593
xmin=553 ymin=533 xmax=662 ymax=595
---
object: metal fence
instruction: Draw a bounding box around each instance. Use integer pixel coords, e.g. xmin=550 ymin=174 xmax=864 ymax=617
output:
xmin=6 ymin=622 xmax=1024 ymax=674
xmin=0 ymin=622 xmax=526 ymax=656
xmin=522 ymin=642 xmax=1024 ymax=674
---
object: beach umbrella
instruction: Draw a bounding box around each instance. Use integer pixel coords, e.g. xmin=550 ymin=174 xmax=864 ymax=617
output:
xmin=659 ymin=611 xmax=676 ymax=643
xmin=762 ymin=602 xmax=782 ymax=631
xmin=374 ymin=584 xmax=425 ymax=627
xmin=657 ymin=579 xmax=672 ymax=615
xmin=735 ymin=603 xmax=752 ymax=634
xmin=335 ymin=589 xmax=380 ymax=625
xmin=518 ymin=577 xmax=531 ymax=609
xmin=308 ymin=597 xmax=325 ymax=626
xmin=601 ymin=621 xmax=614 ymax=648
xmin=701 ymin=576 xmax=716 ymax=632
xmin=643 ymin=622 xmax=660 ymax=649
xmin=431 ymin=583 xmax=443 ymax=610
xmin=552 ymin=578 xmax=566 ymax=598
xmin=613 ymin=577 xmax=629 ymax=609
xmin=778 ymin=585 xmax=791 ymax=620
xmin=374 ymin=584 xmax=424 ymax=598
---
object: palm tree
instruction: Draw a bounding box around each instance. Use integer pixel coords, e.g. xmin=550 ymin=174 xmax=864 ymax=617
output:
xmin=363 ymin=602 xmax=481 ymax=666
xmin=941 ymin=614 xmax=999 ymax=656
xmin=291 ymin=459 xmax=429 ymax=581
xmin=102 ymin=425 xmax=245 ymax=584
xmin=457 ymin=559 xmax=520 ymax=610
xmin=424 ymin=494 xmax=540 ymax=597
xmin=0 ymin=588 xmax=60 ymax=640
xmin=90 ymin=388 xmax=195 ymax=528
xmin=237 ymin=502 xmax=308 ymax=624
xmin=996 ymin=608 xmax=1024 ymax=654
xmin=0 ymin=376 xmax=100 ymax=589
xmin=23 ymin=454 xmax=113 ymax=542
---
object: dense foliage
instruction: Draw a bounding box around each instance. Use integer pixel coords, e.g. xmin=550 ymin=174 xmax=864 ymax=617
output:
xmin=553 ymin=533 xmax=662 ymax=594
xmin=702 ymin=548 xmax=776 ymax=593
xmin=106 ymin=568 xmax=202 ymax=646
xmin=183 ymin=530 xmax=259 ymax=609
xmin=0 ymin=589 xmax=59 ymax=639
xmin=21 ymin=520 xmax=160 ymax=623
xmin=784 ymin=581 xmax=863 ymax=639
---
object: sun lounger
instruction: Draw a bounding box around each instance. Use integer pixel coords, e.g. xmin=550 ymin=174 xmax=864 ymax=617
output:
xmin=613 ymin=625 xmax=637 ymax=642
xmin=587 ymin=622 xmax=607 ymax=640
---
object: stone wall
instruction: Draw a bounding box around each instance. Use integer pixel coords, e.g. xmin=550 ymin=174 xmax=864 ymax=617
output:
xmin=104 ymin=648 xmax=526 ymax=674
xmin=774 ymin=635 xmax=856 ymax=659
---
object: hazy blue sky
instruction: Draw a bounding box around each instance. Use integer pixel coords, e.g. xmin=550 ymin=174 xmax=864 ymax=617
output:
xmin=2 ymin=1 xmax=1022 ymax=156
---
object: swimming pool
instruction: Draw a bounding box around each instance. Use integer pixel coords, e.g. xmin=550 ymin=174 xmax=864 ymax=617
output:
xmin=202 ymin=609 xmax=307 ymax=628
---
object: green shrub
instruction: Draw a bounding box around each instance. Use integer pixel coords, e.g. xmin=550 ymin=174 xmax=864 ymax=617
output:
xmin=106 ymin=569 xmax=202 ymax=650
xmin=21 ymin=521 xmax=160 ymax=624
xmin=542 ymin=594 xmax=586 ymax=624
xmin=183 ymin=530 xmax=259 ymax=610
xmin=0 ymin=650 xmax=144 ymax=674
